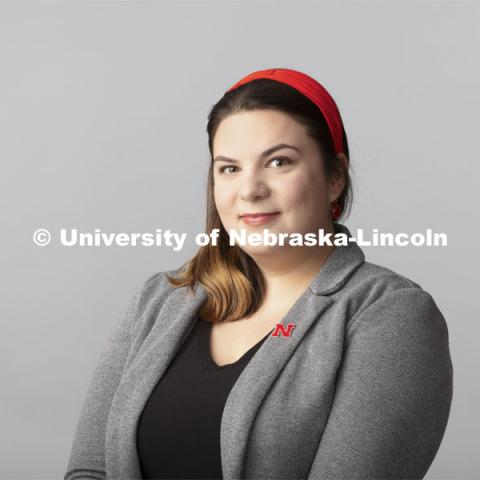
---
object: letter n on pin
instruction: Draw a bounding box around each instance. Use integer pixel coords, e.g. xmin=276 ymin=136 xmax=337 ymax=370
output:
xmin=272 ymin=322 xmax=296 ymax=337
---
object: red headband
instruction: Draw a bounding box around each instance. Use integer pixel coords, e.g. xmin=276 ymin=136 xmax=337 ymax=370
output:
xmin=226 ymin=68 xmax=345 ymax=155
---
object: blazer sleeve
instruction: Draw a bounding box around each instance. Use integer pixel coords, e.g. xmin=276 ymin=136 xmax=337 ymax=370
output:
xmin=307 ymin=287 xmax=453 ymax=480
xmin=63 ymin=272 xmax=163 ymax=480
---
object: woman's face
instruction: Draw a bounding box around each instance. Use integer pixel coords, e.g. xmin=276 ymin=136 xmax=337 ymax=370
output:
xmin=212 ymin=109 xmax=343 ymax=257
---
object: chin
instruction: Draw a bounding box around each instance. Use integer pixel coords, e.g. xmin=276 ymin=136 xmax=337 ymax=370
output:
xmin=241 ymin=245 xmax=284 ymax=258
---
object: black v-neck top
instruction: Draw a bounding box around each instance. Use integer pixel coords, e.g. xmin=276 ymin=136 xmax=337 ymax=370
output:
xmin=136 ymin=316 xmax=274 ymax=479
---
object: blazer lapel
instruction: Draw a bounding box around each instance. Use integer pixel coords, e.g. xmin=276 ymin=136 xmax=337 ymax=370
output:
xmin=220 ymin=292 xmax=334 ymax=479
xmin=106 ymin=284 xmax=208 ymax=479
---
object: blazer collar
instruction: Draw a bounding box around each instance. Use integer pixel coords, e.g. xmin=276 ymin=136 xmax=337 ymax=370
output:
xmin=308 ymin=222 xmax=365 ymax=295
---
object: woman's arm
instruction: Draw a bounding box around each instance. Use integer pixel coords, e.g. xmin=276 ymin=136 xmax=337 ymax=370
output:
xmin=307 ymin=287 xmax=453 ymax=480
xmin=64 ymin=272 xmax=162 ymax=480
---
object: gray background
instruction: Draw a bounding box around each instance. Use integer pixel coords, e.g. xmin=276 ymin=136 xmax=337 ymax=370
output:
xmin=0 ymin=0 xmax=477 ymax=478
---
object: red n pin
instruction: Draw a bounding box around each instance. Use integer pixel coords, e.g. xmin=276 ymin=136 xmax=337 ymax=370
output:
xmin=272 ymin=322 xmax=296 ymax=337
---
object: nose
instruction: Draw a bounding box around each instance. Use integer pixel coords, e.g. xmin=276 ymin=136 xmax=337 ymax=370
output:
xmin=239 ymin=176 xmax=270 ymax=202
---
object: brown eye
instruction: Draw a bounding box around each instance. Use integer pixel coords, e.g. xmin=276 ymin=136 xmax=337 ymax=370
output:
xmin=219 ymin=165 xmax=237 ymax=174
xmin=268 ymin=157 xmax=291 ymax=168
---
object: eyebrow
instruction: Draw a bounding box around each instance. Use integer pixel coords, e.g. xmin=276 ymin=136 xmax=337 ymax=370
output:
xmin=213 ymin=143 xmax=301 ymax=164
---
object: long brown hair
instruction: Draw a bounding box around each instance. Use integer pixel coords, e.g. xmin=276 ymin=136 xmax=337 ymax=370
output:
xmin=167 ymin=78 xmax=352 ymax=323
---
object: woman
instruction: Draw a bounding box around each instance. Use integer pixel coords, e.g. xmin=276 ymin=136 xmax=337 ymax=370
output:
xmin=64 ymin=68 xmax=453 ymax=480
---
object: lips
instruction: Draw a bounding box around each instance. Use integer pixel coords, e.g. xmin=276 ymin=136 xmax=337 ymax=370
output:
xmin=240 ymin=212 xmax=280 ymax=226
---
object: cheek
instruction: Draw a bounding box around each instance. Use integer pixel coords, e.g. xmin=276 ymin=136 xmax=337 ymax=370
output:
xmin=282 ymin=174 xmax=327 ymax=208
xmin=281 ymin=177 xmax=330 ymax=226
xmin=214 ymin=184 xmax=234 ymax=215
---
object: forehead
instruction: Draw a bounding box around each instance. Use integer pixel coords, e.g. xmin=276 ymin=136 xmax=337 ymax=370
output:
xmin=213 ymin=110 xmax=310 ymax=154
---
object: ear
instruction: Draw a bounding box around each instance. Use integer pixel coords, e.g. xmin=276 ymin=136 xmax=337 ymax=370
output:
xmin=328 ymin=153 xmax=348 ymax=202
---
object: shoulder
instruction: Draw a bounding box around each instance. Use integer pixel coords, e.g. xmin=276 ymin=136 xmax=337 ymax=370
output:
xmin=127 ymin=268 xmax=183 ymax=332
xmin=338 ymin=260 xmax=449 ymax=341
xmin=136 ymin=268 xmax=179 ymax=298
xmin=349 ymin=259 xmax=422 ymax=295
xmin=343 ymin=262 xmax=450 ymax=351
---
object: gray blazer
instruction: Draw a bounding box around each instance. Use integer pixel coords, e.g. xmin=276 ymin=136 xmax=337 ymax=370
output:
xmin=64 ymin=223 xmax=453 ymax=480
